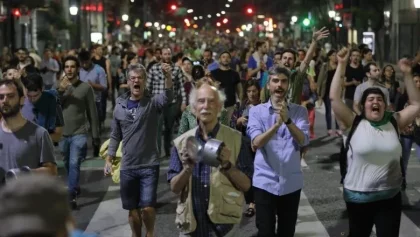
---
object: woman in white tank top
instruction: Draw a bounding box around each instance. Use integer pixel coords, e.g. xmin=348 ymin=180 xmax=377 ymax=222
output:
xmin=329 ymin=48 xmax=420 ymax=237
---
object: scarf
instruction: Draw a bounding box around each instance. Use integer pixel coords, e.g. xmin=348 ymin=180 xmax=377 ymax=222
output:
xmin=368 ymin=111 xmax=394 ymax=130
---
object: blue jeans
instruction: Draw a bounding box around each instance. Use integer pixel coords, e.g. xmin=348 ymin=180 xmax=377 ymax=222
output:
xmin=400 ymin=136 xmax=420 ymax=175
xmin=59 ymin=134 xmax=88 ymax=198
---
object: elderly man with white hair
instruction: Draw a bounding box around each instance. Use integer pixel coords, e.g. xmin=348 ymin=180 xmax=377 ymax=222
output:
xmin=168 ymin=82 xmax=254 ymax=237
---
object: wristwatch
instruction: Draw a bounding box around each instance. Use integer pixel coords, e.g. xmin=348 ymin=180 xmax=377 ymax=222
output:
xmin=285 ymin=118 xmax=292 ymax=125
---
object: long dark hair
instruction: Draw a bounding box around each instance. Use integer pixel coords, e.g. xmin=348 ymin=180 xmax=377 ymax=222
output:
xmin=381 ymin=64 xmax=396 ymax=84
xmin=243 ymin=80 xmax=261 ymax=102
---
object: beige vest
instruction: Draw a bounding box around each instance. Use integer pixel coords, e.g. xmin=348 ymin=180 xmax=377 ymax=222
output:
xmin=173 ymin=124 xmax=244 ymax=234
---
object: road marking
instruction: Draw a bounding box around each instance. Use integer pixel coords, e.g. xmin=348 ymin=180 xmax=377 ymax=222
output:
xmin=338 ymin=187 xmax=420 ymax=236
xmin=86 ymin=187 xmax=331 ymax=236
xmin=296 ymin=191 xmax=330 ymax=236
xmin=85 ymin=187 xmax=131 ymax=236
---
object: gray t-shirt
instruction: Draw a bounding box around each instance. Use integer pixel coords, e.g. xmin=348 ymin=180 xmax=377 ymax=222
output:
xmin=0 ymin=121 xmax=56 ymax=181
xmin=108 ymin=89 xmax=173 ymax=170
xmin=354 ymin=81 xmax=390 ymax=105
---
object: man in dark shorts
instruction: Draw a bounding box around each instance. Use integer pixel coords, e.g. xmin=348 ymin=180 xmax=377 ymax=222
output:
xmin=105 ymin=63 xmax=173 ymax=237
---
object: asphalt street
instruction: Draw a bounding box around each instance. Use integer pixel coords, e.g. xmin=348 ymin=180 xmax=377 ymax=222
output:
xmin=55 ymin=105 xmax=420 ymax=237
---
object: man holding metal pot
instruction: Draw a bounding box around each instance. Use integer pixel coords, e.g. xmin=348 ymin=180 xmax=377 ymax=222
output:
xmin=168 ymin=83 xmax=254 ymax=237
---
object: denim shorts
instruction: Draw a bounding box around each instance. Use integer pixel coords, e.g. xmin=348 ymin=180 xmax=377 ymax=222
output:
xmin=120 ymin=165 xmax=160 ymax=210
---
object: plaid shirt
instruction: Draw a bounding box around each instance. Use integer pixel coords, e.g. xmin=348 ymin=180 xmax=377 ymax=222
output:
xmin=167 ymin=124 xmax=254 ymax=237
xmin=147 ymin=62 xmax=186 ymax=104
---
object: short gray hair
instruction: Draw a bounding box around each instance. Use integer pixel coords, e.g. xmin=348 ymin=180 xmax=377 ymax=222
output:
xmin=268 ymin=65 xmax=291 ymax=79
xmin=127 ymin=63 xmax=147 ymax=79
xmin=189 ymin=86 xmax=226 ymax=117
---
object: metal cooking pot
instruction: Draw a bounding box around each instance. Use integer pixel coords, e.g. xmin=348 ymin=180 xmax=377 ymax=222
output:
xmin=5 ymin=166 xmax=31 ymax=183
xmin=185 ymin=136 xmax=225 ymax=167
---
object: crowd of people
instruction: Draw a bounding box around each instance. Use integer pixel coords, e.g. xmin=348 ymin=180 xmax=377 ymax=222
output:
xmin=0 ymin=26 xmax=420 ymax=237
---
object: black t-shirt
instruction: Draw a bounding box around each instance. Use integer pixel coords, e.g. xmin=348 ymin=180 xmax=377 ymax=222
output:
xmin=344 ymin=64 xmax=365 ymax=100
xmin=396 ymin=91 xmax=408 ymax=112
xmin=324 ymin=69 xmax=336 ymax=99
xmin=92 ymin=57 xmax=107 ymax=71
xmin=211 ymin=68 xmax=240 ymax=107
xmin=413 ymin=63 xmax=420 ymax=75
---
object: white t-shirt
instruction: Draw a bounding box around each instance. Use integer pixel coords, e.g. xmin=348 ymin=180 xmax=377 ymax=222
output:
xmin=344 ymin=119 xmax=402 ymax=192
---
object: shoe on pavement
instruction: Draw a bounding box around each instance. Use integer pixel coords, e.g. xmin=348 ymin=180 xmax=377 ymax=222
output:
xmin=70 ymin=198 xmax=78 ymax=210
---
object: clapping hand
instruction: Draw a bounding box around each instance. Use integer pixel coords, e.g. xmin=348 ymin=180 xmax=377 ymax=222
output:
xmin=275 ymin=100 xmax=289 ymax=126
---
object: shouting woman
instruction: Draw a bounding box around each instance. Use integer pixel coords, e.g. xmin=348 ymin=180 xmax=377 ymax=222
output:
xmin=330 ymin=47 xmax=420 ymax=237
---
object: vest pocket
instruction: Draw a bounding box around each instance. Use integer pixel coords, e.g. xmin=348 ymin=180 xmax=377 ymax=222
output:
xmin=175 ymin=202 xmax=188 ymax=229
xmin=219 ymin=195 xmax=242 ymax=218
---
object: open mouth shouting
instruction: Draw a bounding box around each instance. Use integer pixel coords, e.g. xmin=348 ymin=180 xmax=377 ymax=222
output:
xmin=274 ymin=89 xmax=285 ymax=96
xmin=372 ymin=104 xmax=380 ymax=113
xmin=132 ymin=84 xmax=141 ymax=93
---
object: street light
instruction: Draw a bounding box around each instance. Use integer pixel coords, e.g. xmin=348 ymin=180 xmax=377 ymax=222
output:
xmin=328 ymin=10 xmax=336 ymax=18
xmin=122 ymin=14 xmax=129 ymax=21
xmin=69 ymin=6 xmax=78 ymax=16
xmin=415 ymin=0 xmax=420 ymax=8
xmin=291 ymin=16 xmax=298 ymax=23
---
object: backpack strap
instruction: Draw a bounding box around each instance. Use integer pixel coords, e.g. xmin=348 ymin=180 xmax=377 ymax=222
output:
xmin=340 ymin=115 xmax=362 ymax=184
xmin=389 ymin=114 xmax=406 ymax=181
xmin=390 ymin=115 xmax=399 ymax=138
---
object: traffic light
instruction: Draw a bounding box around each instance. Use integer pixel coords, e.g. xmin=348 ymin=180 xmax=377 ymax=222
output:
xmin=12 ymin=9 xmax=21 ymax=17
xmin=184 ymin=18 xmax=191 ymax=27
xmin=302 ymin=18 xmax=310 ymax=27
xmin=170 ymin=4 xmax=177 ymax=10
xmin=246 ymin=7 xmax=254 ymax=15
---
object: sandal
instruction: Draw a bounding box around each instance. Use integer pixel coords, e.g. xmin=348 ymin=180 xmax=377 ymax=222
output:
xmin=244 ymin=207 xmax=255 ymax=217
